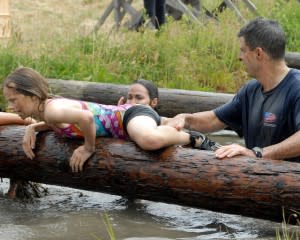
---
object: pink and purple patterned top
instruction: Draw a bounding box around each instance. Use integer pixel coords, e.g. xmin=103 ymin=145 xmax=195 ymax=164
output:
xmin=51 ymin=100 xmax=132 ymax=140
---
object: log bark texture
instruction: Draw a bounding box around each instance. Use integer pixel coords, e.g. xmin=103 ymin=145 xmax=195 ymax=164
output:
xmin=1 ymin=125 xmax=300 ymax=223
xmin=47 ymin=79 xmax=234 ymax=117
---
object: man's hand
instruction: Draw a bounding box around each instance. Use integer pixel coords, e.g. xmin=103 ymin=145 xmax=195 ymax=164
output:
xmin=164 ymin=114 xmax=186 ymax=131
xmin=215 ymin=143 xmax=255 ymax=159
xmin=69 ymin=145 xmax=95 ymax=172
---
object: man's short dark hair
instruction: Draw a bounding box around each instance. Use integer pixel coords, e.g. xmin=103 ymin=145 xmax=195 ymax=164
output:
xmin=238 ymin=17 xmax=286 ymax=60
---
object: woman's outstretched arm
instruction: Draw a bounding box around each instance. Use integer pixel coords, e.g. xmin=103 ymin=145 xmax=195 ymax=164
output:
xmin=0 ymin=112 xmax=35 ymax=125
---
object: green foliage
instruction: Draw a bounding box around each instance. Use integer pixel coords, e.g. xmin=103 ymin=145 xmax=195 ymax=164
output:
xmin=275 ymin=208 xmax=300 ymax=240
xmin=0 ymin=50 xmax=16 ymax=79
xmin=276 ymin=227 xmax=300 ymax=240
xmin=269 ymin=0 xmax=300 ymax=51
xmin=0 ymin=0 xmax=300 ymax=96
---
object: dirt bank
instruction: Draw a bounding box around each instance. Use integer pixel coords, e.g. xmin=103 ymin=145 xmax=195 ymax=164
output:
xmin=8 ymin=0 xmax=142 ymax=44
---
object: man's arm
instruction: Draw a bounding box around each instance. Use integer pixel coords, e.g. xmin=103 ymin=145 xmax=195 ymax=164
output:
xmin=263 ymin=131 xmax=300 ymax=160
xmin=163 ymin=110 xmax=226 ymax=133
xmin=215 ymin=131 xmax=300 ymax=160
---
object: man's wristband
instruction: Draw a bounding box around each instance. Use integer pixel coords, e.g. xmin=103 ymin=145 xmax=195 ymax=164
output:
xmin=252 ymin=147 xmax=263 ymax=158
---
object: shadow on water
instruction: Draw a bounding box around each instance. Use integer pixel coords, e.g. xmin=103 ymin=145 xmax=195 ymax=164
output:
xmin=0 ymin=178 xmax=283 ymax=240
xmin=0 ymin=131 xmax=296 ymax=240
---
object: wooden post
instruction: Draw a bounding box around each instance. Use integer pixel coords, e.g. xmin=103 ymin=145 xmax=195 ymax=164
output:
xmin=223 ymin=0 xmax=246 ymax=23
xmin=0 ymin=0 xmax=10 ymax=38
xmin=93 ymin=0 xmax=142 ymax=32
xmin=211 ymin=0 xmax=259 ymax=23
xmin=165 ymin=0 xmax=201 ymax=23
xmin=242 ymin=0 xmax=259 ymax=15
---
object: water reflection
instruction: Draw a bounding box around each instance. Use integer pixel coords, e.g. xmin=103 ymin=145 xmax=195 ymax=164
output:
xmin=0 ymin=131 xmax=296 ymax=240
xmin=0 ymin=179 xmax=282 ymax=240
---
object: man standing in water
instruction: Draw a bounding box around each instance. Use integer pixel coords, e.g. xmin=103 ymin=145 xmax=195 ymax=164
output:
xmin=166 ymin=17 xmax=300 ymax=162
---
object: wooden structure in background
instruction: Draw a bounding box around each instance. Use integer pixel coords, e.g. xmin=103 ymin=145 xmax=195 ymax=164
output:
xmin=93 ymin=0 xmax=143 ymax=32
xmin=166 ymin=0 xmax=200 ymax=23
xmin=0 ymin=0 xmax=10 ymax=38
xmin=1 ymin=125 xmax=300 ymax=223
xmin=94 ymin=0 xmax=259 ymax=31
xmin=167 ymin=0 xmax=258 ymax=23
xmin=217 ymin=0 xmax=258 ymax=23
xmin=93 ymin=0 xmax=202 ymax=32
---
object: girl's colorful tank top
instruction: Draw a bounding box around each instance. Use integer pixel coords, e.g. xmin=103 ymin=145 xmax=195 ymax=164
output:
xmin=52 ymin=101 xmax=132 ymax=140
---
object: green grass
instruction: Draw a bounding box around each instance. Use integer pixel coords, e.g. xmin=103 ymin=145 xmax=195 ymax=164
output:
xmin=276 ymin=225 xmax=300 ymax=240
xmin=1 ymin=0 xmax=300 ymax=96
xmin=91 ymin=212 xmax=116 ymax=240
xmin=276 ymin=209 xmax=300 ymax=240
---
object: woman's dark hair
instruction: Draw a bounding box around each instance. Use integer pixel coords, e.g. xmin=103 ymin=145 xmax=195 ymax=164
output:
xmin=133 ymin=79 xmax=159 ymax=100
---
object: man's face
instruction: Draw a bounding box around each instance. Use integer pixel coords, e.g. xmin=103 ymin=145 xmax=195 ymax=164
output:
xmin=238 ymin=37 xmax=259 ymax=78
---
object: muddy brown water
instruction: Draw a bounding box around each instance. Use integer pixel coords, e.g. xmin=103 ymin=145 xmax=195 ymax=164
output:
xmin=0 ymin=131 xmax=298 ymax=240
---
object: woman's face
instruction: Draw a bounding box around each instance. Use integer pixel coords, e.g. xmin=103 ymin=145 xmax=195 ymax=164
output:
xmin=3 ymin=87 xmax=37 ymax=119
xmin=126 ymin=83 xmax=157 ymax=108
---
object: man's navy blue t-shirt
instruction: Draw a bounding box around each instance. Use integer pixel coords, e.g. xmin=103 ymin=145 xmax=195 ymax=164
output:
xmin=214 ymin=69 xmax=300 ymax=162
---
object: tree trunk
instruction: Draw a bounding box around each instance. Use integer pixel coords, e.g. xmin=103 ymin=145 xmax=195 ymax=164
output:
xmin=47 ymin=79 xmax=234 ymax=117
xmin=1 ymin=125 xmax=300 ymax=223
xmin=285 ymin=52 xmax=300 ymax=70
xmin=47 ymin=51 xmax=300 ymax=117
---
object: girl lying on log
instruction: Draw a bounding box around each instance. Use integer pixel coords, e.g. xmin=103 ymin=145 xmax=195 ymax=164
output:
xmin=3 ymin=67 xmax=221 ymax=173
xmin=118 ymin=78 xmax=221 ymax=150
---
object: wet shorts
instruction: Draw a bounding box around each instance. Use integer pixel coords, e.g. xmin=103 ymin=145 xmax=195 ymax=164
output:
xmin=123 ymin=105 xmax=161 ymax=133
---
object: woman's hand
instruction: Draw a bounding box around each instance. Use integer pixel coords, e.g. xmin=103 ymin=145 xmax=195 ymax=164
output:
xmin=22 ymin=125 xmax=37 ymax=159
xmin=69 ymin=145 xmax=95 ymax=172
xmin=24 ymin=117 xmax=37 ymax=125
xmin=215 ymin=144 xmax=254 ymax=159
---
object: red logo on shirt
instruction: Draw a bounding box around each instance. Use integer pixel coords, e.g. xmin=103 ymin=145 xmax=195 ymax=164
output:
xmin=264 ymin=112 xmax=277 ymax=123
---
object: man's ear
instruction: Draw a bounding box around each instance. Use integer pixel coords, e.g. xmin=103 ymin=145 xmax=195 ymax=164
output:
xmin=150 ymin=98 xmax=158 ymax=108
xmin=256 ymin=47 xmax=264 ymax=59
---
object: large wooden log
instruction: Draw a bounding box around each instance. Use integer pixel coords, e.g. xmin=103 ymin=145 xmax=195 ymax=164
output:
xmin=285 ymin=52 xmax=300 ymax=69
xmin=47 ymin=79 xmax=234 ymax=117
xmin=47 ymin=51 xmax=300 ymax=117
xmin=1 ymin=125 xmax=300 ymax=223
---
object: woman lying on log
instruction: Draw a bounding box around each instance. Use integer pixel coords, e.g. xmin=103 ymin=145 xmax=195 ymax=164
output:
xmin=117 ymin=78 xmax=221 ymax=151
xmin=2 ymin=67 xmax=221 ymax=173
xmin=117 ymin=79 xmax=160 ymax=110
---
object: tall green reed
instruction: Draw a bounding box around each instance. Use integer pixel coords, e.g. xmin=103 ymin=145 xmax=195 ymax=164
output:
xmin=1 ymin=0 xmax=299 ymax=96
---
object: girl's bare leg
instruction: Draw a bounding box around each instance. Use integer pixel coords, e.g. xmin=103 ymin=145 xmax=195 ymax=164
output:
xmin=6 ymin=179 xmax=19 ymax=199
